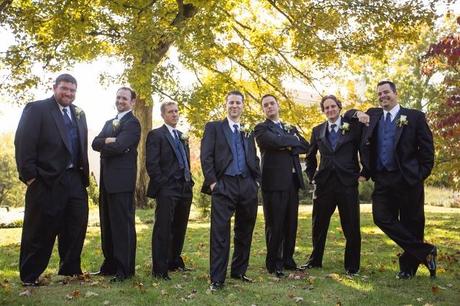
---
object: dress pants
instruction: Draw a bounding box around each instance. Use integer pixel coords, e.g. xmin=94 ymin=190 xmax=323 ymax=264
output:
xmin=262 ymin=174 xmax=300 ymax=272
xmin=372 ymin=170 xmax=434 ymax=275
xmin=152 ymin=180 xmax=192 ymax=275
xmin=308 ymin=173 xmax=361 ymax=272
xmin=99 ymin=186 xmax=136 ymax=278
xmin=210 ymin=175 xmax=258 ymax=283
xmin=19 ymin=169 xmax=88 ymax=282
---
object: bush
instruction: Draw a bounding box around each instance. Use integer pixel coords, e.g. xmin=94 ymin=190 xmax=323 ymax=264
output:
xmin=359 ymin=179 xmax=374 ymax=203
xmin=192 ymin=171 xmax=211 ymax=218
xmin=0 ymin=133 xmax=26 ymax=208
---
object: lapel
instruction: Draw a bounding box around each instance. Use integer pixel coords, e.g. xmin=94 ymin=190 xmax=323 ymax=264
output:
xmin=221 ymin=118 xmax=234 ymax=152
xmin=319 ymin=121 xmax=333 ymax=152
xmin=266 ymin=119 xmax=283 ymax=135
xmin=334 ymin=116 xmax=348 ymax=151
xmin=176 ymin=129 xmax=191 ymax=162
xmin=366 ymin=109 xmax=382 ymax=142
xmin=49 ymin=98 xmax=73 ymax=154
xmin=393 ymin=107 xmax=406 ymax=149
xmin=162 ymin=125 xmax=182 ymax=163
xmin=70 ymin=104 xmax=86 ymax=152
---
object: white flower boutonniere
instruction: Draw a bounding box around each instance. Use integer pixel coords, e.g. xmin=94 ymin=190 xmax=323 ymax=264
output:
xmin=339 ymin=122 xmax=350 ymax=135
xmin=397 ymin=115 xmax=408 ymax=127
xmin=112 ymin=119 xmax=120 ymax=129
xmin=283 ymin=123 xmax=294 ymax=133
xmin=74 ymin=106 xmax=84 ymax=120
xmin=180 ymin=132 xmax=189 ymax=143
xmin=240 ymin=124 xmax=253 ymax=138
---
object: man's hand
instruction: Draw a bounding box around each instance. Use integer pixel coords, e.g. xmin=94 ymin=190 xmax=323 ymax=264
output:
xmin=210 ymin=182 xmax=217 ymax=191
xmin=26 ymin=178 xmax=36 ymax=186
xmin=358 ymin=176 xmax=367 ymax=182
xmin=356 ymin=111 xmax=370 ymax=126
xmin=105 ymin=137 xmax=116 ymax=144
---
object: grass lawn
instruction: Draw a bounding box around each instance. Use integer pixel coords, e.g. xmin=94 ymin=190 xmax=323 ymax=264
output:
xmin=1 ymin=205 xmax=459 ymax=305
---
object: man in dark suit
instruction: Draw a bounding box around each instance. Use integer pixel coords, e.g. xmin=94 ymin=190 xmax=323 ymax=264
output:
xmin=91 ymin=87 xmax=141 ymax=282
xmin=302 ymin=95 xmax=363 ymax=275
xmin=146 ymin=101 xmax=193 ymax=280
xmin=14 ymin=74 xmax=89 ymax=286
xmin=200 ymin=90 xmax=261 ymax=291
xmin=254 ymin=94 xmax=309 ymax=277
xmin=351 ymin=80 xmax=436 ymax=279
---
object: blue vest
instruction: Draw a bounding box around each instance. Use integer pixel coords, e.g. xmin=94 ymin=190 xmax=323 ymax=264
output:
xmin=377 ymin=113 xmax=397 ymax=171
xmin=63 ymin=109 xmax=80 ymax=167
xmin=225 ymin=126 xmax=249 ymax=177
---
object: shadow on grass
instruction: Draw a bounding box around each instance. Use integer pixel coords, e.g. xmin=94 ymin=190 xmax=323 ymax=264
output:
xmin=1 ymin=209 xmax=459 ymax=305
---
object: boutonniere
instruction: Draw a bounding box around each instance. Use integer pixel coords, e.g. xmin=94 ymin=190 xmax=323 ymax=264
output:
xmin=180 ymin=132 xmax=189 ymax=143
xmin=397 ymin=115 xmax=408 ymax=127
xmin=74 ymin=106 xmax=84 ymax=120
xmin=112 ymin=119 xmax=120 ymax=129
xmin=283 ymin=123 xmax=294 ymax=133
xmin=339 ymin=122 xmax=350 ymax=135
xmin=240 ymin=124 xmax=253 ymax=138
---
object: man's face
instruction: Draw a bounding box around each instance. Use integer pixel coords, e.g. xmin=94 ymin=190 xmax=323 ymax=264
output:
xmin=53 ymin=81 xmax=77 ymax=107
xmin=377 ymin=83 xmax=398 ymax=111
xmin=226 ymin=94 xmax=244 ymax=121
xmin=162 ymin=104 xmax=179 ymax=127
xmin=115 ymin=89 xmax=135 ymax=113
xmin=322 ymin=98 xmax=341 ymax=122
xmin=261 ymin=96 xmax=280 ymax=120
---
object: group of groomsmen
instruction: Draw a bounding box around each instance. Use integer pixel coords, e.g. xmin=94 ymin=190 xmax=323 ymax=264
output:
xmin=14 ymin=74 xmax=437 ymax=290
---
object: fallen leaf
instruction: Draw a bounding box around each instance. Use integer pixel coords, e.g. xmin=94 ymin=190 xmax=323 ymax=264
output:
xmin=431 ymin=285 xmax=440 ymax=294
xmin=103 ymin=300 xmax=110 ymax=305
xmin=416 ymin=297 xmax=424 ymax=302
xmin=161 ymin=289 xmax=167 ymax=296
xmin=326 ymin=273 xmax=341 ymax=281
xmin=293 ymin=296 xmax=303 ymax=303
xmin=19 ymin=289 xmax=32 ymax=297
xmin=85 ymin=291 xmax=99 ymax=297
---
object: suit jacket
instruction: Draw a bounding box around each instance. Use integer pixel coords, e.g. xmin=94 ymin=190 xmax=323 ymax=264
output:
xmin=92 ymin=111 xmax=141 ymax=193
xmin=146 ymin=125 xmax=193 ymax=198
xmin=348 ymin=107 xmax=434 ymax=186
xmin=306 ymin=117 xmax=363 ymax=187
xmin=200 ymin=118 xmax=261 ymax=195
xmin=254 ymin=119 xmax=309 ymax=191
xmin=15 ymin=96 xmax=89 ymax=187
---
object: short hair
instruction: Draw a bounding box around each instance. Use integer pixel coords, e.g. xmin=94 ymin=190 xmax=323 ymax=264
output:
xmin=226 ymin=90 xmax=244 ymax=102
xmin=160 ymin=101 xmax=178 ymax=114
xmin=54 ymin=74 xmax=77 ymax=87
xmin=377 ymin=80 xmax=397 ymax=93
xmin=320 ymin=95 xmax=342 ymax=112
xmin=260 ymin=94 xmax=277 ymax=104
xmin=117 ymin=87 xmax=136 ymax=100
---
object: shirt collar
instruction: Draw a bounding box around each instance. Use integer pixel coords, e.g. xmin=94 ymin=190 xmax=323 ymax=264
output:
xmin=164 ymin=123 xmax=179 ymax=137
xmin=117 ymin=110 xmax=131 ymax=120
xmin=56 ymin=102 xmax=72 ymax=120
xmin=328 ymin=117 xmax=341 ymax=130
xmin=227 ymin=117 xmax=240 ymax=130
xmin=383 ymin=104 xmax=400 ymax=122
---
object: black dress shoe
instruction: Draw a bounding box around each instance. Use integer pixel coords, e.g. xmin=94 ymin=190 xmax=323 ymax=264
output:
xmin=345 ymin=270 xmax=359 ymax=276
xmin=170 ymin=266 xmax=192 ymax=272
xmin=209 ymin=281 xmax=224 ymax=291
xmin=153 ymin=273 xmax=171 ymax=281
xmin=275 ymin=270 xmax=286 ymax=278
xmin=109 ymin=276 xmax=126 ymax=283
xmin=425 ymin=247 xmax=437 ymax=279
xmin=284 ymin=265 xmax=298 ymax=271
xmin=230 ymin=274 xmax=253 ymax=283
xmin=22 ymin=280 xmax=42 ymax=287
xmin=396 ymin=271 xmax=413 ymax=280
xmin=300 ymin=262 xmax=322 ymax=270
xmin=90 ymin=271 xmax=114 ymax=276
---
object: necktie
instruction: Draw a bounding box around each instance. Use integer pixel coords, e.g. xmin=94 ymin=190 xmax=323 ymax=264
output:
xmin=233 ymin=124 xmax=242 ymax=172
xmin=329 ymin=123 xmax=338 ymax=149
xmin=173 ymin=129 xmax=191 ymax=181
xmin=384 ymin=112 xmax=391 ymax=132
xmin=62 ymin=108 xmax=78 ymax=166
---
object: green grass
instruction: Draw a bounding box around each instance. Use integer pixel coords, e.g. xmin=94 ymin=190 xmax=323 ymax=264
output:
xmin=1 ymin=206 xmax=459 ymax=305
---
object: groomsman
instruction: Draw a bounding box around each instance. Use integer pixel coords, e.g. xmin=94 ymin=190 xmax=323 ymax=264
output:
xmin=200 ymin=90 xmax=261 ymax=291
xmin=15 ymin=74 xmax=89 ymax=286
xmin=303 ymin=95 xmax=363 ymax=275
xmin=351 ymin=81 xmax=436 ymax=279
xmin=92 ymin=87 xmax=141 ymax=282
xmin=146 ymin=101 xmax=193 ymax=280
xmin=254 ymin=94 xmax=309 ymax=277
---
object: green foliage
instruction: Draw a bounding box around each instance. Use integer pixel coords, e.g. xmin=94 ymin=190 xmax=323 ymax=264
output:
xmin=191 ymin=171 xmax=211 ymax=218
xmin=87 ymin=172 xmax=99 ymax=207
xmin=0 ymin=133 xmax=25 ymax=208
xmin=358 ymin=180 xmax=374 ymax=204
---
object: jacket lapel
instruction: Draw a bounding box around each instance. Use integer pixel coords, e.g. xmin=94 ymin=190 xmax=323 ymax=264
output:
xmin=50 ymin=99 xmax=72 ymax=154
xmin=163 ymin=125 xmax=182 ymax=163
xmin=334 ymin=117 xmax=347 ymax=151
xmin=319 ymin=121 xmax=333 ymax=152
xmin=222 ymin=118 xmax=234 ymax=151
xmin=70 ymin=104 xmax=86 ymax=155
xmin=393 ymin=107 xmax=406 ymax=149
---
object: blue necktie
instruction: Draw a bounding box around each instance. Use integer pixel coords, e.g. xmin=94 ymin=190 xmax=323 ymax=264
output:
xmin=62 ymin=108 xmax=78 ymax=166
xmin=384 ymin=112 xmax=391 ymax=131
xmin=233 ymin=124 xmax=242 ymax=173
xmin=173 ymin=129 xmax=191 ymax=182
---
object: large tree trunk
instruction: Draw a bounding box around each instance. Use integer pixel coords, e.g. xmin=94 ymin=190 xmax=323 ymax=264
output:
xmin=133 ymin=100 xmax=153 ymax=208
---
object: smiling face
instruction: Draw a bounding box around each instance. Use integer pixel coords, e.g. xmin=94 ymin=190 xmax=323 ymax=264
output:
xmin=377 ymin=83 xmax=398 ymax=111
xmin=226 ymin=94 xmax=244 ymax=122
xmin=162 ymin=103 xmax=179 ymax=127
xmin=115 ymin=89 xmax=135 ymax=113
xmin=261 ymin=95 xmax=280 ymax=121
xmin=322 ymin=98 xmax=341 ymax=122
xmin=53 ymin=81 xmax=77 ymax=107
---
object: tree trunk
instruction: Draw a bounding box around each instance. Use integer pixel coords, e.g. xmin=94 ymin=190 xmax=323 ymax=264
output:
xmin=133 ymin=99 xmax=153 ymax=208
